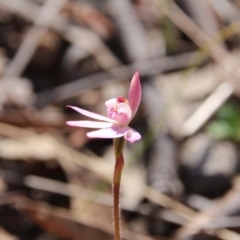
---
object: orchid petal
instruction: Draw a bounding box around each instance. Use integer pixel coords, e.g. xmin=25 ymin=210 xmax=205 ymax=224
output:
xmin=105 ymin=98 xmax=118 ymax=118
xmin=114 ymin=103 xmax=132 ymax=125
xmin=128 ymin=72 xmax=142 ymax=118
xmin=66 ymin=120 xmax=114 ymax=128
xmin=67 ymin=105 xmax=115 ymax=123
xmin=117 ymin=103 xmax=132 ymax=118
xmin=105 ymin=98 xmax=117 ymax=109
xmin=86 ymin=126 xmax=126 ymax=139
xmin=86 ymin=125 xmax=141 ymax=143
xmin=123 ymin=127 xmax=141 ymax=143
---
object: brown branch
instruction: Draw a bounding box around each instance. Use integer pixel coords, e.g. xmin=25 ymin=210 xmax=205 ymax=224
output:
xmin=154 ymin=0 xmax=240 ymax=137
xmin=0 ymin=0 xmax=122 ymax=72
xmin=2 ymin=0 xmax=67 ymax=78
xmin=35 ymin=51 xmax=200 ymax=107
xmin=176 ymin=176 xmax=240 ymax=239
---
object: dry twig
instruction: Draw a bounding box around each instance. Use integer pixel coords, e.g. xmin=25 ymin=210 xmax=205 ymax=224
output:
xmin=2 ymin=0 xmax=67 ymax=78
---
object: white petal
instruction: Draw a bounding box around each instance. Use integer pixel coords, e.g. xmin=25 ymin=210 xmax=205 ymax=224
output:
xmin=117 ymin=103 xmax=132 ymax=119
xmin=86 ymin=126 xmax=126 ymax=139
xmin=86 ymin=125 xmax=141 ymax=143
xmin=105 ymin=98 xmax=117 ymax=108
xmin=67 ymin=121 xmax=114 ymax=128
xmin=67 ymin=105 xmax=115 ymax=122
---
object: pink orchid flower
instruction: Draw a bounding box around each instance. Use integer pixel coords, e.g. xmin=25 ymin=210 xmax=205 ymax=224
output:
xmin=67 ymin=72 xmax=141 ymax=143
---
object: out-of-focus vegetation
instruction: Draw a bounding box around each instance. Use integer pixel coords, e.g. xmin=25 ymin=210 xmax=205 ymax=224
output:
xmin=207 ymin=102 xmax=240 ymax=141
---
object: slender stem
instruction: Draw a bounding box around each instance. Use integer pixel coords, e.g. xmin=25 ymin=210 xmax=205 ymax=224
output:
xmin=113 ymin=137 xmax=125 ymax=240
xmin=113 ymin=152 xmax=124 ymax=240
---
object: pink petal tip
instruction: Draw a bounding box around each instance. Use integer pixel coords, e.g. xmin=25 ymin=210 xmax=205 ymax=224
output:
xmin=128 ymin=72 xmax=142 ymax=118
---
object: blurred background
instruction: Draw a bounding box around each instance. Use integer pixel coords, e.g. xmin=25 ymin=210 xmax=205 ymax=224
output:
xmin=0 ymin=0 xmax=240 ymax=239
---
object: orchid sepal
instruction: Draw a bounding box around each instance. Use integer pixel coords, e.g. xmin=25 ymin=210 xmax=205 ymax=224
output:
xmin=128 ymin=72 xmax=141 ymax=118
xmin=67 ymin=105 xmax=115 ymax=123
xmin=66 ymin=120 xmax=114 ymax=129
xmin=86 ymin=126 xmax=141 ymax=142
